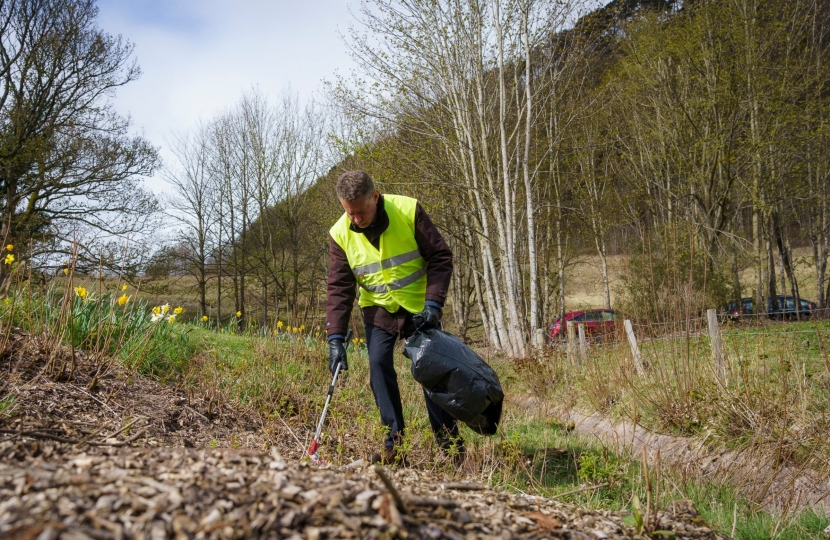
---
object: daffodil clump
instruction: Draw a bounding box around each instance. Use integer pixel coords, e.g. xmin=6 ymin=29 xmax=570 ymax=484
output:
xmin=0 ymin=282 xmax=196 ymax=381
xmin=4 ymin=244 xmax=14 ymax=266
xmin=150 ymin=303 xmax=183 ymax=323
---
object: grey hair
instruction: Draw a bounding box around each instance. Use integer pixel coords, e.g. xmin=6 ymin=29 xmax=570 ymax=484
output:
xmin=336 ymin=170 xmax=375 ymax=202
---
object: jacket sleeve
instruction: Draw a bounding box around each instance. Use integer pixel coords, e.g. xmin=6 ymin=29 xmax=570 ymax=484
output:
xmin=414 ymin=203 xmax=453 ymax=306
xmin=325 ymin=235 xmax=356 ymax=337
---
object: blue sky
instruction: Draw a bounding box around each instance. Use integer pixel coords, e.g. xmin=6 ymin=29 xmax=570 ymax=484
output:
xmin=96 ymin=0 xmax=357 ymax=192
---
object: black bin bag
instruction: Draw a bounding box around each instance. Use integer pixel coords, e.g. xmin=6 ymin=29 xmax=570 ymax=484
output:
xmin=403 ymin=328 xmax=503 ymax=435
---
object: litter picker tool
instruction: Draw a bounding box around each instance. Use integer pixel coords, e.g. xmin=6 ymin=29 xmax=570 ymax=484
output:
xmin=308 ymin=329 xmax=352 ymax=462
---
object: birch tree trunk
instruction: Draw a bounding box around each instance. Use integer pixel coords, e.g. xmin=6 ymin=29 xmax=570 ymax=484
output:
xmin=331 ymin=0 xmax=586 ymax=355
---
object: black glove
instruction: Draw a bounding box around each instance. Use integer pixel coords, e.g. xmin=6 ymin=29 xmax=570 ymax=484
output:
xmin=413 ymin=304 xmax=441 ymax=330
xmin=328 ymin=338 xmax=348 ymax=375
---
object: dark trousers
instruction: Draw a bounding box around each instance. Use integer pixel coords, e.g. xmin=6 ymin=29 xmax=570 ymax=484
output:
xmin=365 ymin=324 xmax=460 ymax=450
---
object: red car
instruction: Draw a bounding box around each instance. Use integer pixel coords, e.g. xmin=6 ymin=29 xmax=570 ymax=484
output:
xmin=548 ymin=309 xmax=624 ymax=341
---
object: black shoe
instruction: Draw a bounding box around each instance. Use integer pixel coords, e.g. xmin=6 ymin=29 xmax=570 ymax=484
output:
xmin=369 ymin=446 xmax=408 ymax=466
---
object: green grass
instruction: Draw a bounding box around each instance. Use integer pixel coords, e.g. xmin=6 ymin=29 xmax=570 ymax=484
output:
xmin=686 ymin=483 xmax=829 ymax=540
xmin=0 ymin=395 xmax=15 ymax=417
xmin=480 ymin=418 xmax=828 ymax=539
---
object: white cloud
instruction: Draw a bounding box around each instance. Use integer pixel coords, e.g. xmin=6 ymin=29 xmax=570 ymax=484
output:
xmin=96 ymin=0 xmax=358 ymax=193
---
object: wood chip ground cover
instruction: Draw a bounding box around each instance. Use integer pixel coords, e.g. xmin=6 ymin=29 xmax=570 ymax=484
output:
xmin=0 ymin=333 xmax=727 ymax=539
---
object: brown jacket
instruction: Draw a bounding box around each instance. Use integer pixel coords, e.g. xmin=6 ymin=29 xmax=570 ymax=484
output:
xmin=325 ymin=195 xmax=452 ymax=338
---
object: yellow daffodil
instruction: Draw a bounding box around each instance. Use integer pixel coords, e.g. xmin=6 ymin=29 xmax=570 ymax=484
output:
xmin=117 ymin=294 xmax=129 ymax=306
xmin=220 ymin=328 xmax=224 ymax=333
xmin=5 ymin=244 xmax=12 ymax=251
xmin=236 ymin=311 xmax=242 ymax=318
xmin=74 ymin=286 xmax=88 ymax=299
xmin=174 ymin=306 xmax=183 ymax=315
xmin=359 ymin=338 xmax=365 ymax=344
xmin=63 ymin=268 xmax=69 ymax=275
xmin=121 ymin=284 xmax=127 ymax=291
xmin=201 ymin=315 xmax=208 ymax=322
xmin=3 ymin=298 xmax=9 ymax=305
xmin=277 ymin=321 xmax=283 ymax=328
xmin=300 ymin=325 xmax=305 ymax=331
xmin=4 ymin=254 xmax=14 ymax=265
xmin=152 ymin=306 xmax=161 ymax=315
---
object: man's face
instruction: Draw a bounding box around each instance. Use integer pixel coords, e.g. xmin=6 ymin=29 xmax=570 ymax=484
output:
xmin=341 ymin=190 xmax=379 ymax=228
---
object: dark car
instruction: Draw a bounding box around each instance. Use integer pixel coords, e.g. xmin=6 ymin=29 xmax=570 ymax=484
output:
xmin=548 ymin=308 xmax=624 ymax=341
xmin=725 ymin=295 xmax=816 ymax=319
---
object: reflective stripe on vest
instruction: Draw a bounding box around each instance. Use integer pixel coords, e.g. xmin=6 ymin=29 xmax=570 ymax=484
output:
xmin=358 ymin=265 xmax=427 ymax=293
xmin=330 ymin=195 xmax=427 ymax=314
xmin=352 ymin=249 xmax=423 ymax=278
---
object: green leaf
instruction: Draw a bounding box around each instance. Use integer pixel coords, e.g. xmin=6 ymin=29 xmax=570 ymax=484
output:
xmin=621 ymin=514 xmax=638 ymax=527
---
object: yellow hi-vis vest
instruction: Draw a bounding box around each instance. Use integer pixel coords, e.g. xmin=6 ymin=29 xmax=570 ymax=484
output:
xmin=330 ymin=195 xmax=427 ymax=314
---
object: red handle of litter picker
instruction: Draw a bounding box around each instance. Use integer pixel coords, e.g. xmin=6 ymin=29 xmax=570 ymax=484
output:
xmin=308 ymin=439 xmax=319 ymax=456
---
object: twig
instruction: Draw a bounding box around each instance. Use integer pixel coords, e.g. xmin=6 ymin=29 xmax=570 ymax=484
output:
xmin=67 ymin=384 xmax=119 ymax=416
xmin=548 ymin=483 xmax=610 ymax=500
xmin=275 ymin=412 xmax=305 ymax=454
xmin=0 ymin=429 xmax=78 ymax=444
xmin=76 ymin=418 xmax=142 ymax=447
xmin=73 ymin=420 xmax=115 ymax=447
xmin=185 ymin=405 xmax=210 ymax=423
xmin=404 ymin=495 xmax=458 ymax=508
xmin=92 ymin=429 xmax=146 ymax=447
xmin=441 ymin=482 xmax=487 ymax=491
xmin=1 ymin=427 xmax=146 ymax=447
xmin=106 ymin=418 xmax=143 ymax=440
xmin=373 ymin=465 xmax=410 ymax=515
xmin=85 ymin=510 xmax=124 ymax=539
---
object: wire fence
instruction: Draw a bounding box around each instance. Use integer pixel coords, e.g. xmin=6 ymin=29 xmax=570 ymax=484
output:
xmin=548 ymin=306 xmax=830 ymax=367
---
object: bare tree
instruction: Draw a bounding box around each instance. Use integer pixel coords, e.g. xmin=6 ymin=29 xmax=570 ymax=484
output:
xmin=331 ymin=0 xmax=591 ymax=355
xmin=164 ymin=123 xmax=218 ymax=316
xmin=0 ymin=0 xmax=159 ymax=266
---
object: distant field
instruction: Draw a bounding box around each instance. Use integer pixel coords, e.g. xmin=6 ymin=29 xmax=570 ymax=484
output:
xmin=564 ymin=253 xmax=629 ymax=309
xmin=572 ymin=247 xmax=823 ymax=311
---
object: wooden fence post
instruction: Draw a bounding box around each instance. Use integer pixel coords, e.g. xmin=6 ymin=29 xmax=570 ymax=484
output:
xmin=624 ymin=319 xmax=645 ymax=375
xmin=577 ymin=323 xmax=588 ymax=364
xmin=566 ymin=321 xmax=577 ymax=364
xmin=535 ymin=328 xmax=545 ymax=349
xmin=707 ymin=308 xmax=725 ymax=382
